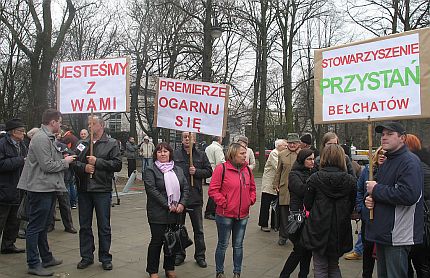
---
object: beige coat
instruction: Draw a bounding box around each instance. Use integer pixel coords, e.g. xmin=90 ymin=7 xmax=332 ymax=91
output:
xmin=272 ymin=149 xmax=298 ymax=205
xmin=205 ymin=141 xmax=225 ymax=183
xmin=261 ymin=149 xmax=279 ymax=196
xmin=246 ymin=148 xmax=256 ymax=170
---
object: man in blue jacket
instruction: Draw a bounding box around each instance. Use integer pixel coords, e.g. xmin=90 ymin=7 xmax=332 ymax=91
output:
xmin=365 ymin=121 xmax=423 ymax=278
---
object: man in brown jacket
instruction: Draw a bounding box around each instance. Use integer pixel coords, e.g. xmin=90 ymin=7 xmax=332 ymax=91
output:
xmin=273 ymin=133 xmax=301 ymax=245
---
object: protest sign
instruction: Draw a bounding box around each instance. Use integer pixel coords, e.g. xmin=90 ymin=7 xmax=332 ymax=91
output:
xmin=314 ymin=27 xmax=430 ymax=124
xmin=154 ymin=77 xmax=229 ymax=136
xmin=57 ymin=57 xmax=130 ymax=114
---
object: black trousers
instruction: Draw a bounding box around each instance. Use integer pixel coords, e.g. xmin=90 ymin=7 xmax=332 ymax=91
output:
xmin=204 ymin=197 xmax=216 ymax=217
xmin=361 ymin=221 xmax=376 ymax=278
xmin=279 ymin=205 xmax=290 ymax=240
xmin=0 ymin=204 xmax=20 ymax=250
xmin=147 ymin=223 xmax=175 ymax=274
xmin=408 ymin=244 xmax=430 ymax=278
xmin=176 ymin=206 xmax=206 ymax=260
xmin=47 ymin=192 xmax=74 ymax=230
xmin=128 ymin=159 xmax=136 ymax=177
xmin=279 ymin=228 xmax=312 ymax=278
xmin=258 ymin=192 xmax=277 ymax=229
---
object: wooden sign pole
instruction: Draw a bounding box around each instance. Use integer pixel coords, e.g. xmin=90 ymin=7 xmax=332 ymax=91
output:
xmin=368 ymin=116 xmax=374 ymax=220
xmin=89 ymin=109 xmax=94 ymax=179
xmin=189 ymin=132 xmax=194 ymax=187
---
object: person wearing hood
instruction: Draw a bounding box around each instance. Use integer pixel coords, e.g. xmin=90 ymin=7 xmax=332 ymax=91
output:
xmin=208 ymin=142 xmax=257 ymax=278
xmin=279 ymin=149 xmax=315 ymax=278
xmin=301 ymin=144 xmax=357 ymax=277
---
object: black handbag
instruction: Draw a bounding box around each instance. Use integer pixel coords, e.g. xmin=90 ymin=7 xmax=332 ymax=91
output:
xmin=163 ymin=226 xmax=177 ymax=257
xmin=17 ymin=191 xmax=28 ymax=221
xmin=423 ymin=201 xmax=430 ymax=248
xmin=174 ymin=224 xmax=193 ymax=252
xmin=286 ymin=211 xmax=305 ymax=234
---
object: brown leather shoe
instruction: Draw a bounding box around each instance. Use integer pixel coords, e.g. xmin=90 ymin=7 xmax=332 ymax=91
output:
xmin=165 ymin=271 xmax=177 ymax=278
xmin=149 ymin=274 xmax=159 ymax=278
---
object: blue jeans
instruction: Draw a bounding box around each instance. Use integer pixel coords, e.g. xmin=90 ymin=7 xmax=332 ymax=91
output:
xmin=66 ymin=181 xmax=77 ymax=206
xmin=142 ymin=158 xmax=153 ymax=175
xmin=353 ymin=231 xmax=363 ymax=255
xmin=215 ymin=215 xmax=248 ymax=274
xmin=376 ymin=244 xmax=411 ymax=278
xmin=78 ymin=192 xmax=112 ymax=263
xmin=26 ymin=192 xmax=55 ymax=268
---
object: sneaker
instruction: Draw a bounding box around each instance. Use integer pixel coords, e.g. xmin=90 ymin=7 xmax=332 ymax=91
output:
xmin=216 ymin=273 xmax=226 ymax=278
xmin=71 ymin=205 xmax=77 ymax=209
xmin=260 ymin=227 xmax=271 ymax=232
xmin=344 ymin=251 xmax=362 ymax=260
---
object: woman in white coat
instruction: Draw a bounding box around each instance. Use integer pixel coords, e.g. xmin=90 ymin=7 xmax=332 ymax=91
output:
xmin=258 ymin=139 xmax=287 ymax=232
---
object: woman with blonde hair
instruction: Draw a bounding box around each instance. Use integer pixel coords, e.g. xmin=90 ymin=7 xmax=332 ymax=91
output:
xmin=349 ymin=146 xmax=386 ymax=277
xmin=209 ymin=142 xmax=257 ymax=278
xmin=301 ymin=144 xmax=357 ymax=277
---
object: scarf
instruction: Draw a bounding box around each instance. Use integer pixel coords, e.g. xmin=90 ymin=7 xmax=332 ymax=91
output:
xmin=155 ymin=160 xmax=181 ymax=207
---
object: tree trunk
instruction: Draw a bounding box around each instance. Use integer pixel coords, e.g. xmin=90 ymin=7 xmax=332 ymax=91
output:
xmin=257 ymin=0 xmax=268 ymax=172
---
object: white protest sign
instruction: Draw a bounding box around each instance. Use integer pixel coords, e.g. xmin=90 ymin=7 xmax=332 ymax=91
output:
xmin=314 ymin=28 xmax=430 ymax=124
xmin=155 ymin=77 xmax=229 ymax=136
xmin=57 ymin=57 xmax=130 ymax=113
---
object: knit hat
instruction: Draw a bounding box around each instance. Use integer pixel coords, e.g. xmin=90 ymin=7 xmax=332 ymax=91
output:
xmin=296 ymin=148 xmax=314 ymax=165
xmin=5 ymin=118 xmax=25 ymax=131
xmin=237 ymin=136 xmax=249 ymax=145
xmin=300 ymin=134 xmax=312 ymax=145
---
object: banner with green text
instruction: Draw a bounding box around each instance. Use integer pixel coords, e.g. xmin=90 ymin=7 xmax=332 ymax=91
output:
xmin=314 ymin=27 xmax=430 ymax=124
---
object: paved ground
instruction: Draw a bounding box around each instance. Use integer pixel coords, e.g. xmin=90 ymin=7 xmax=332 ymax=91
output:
xmin=0 ymin=166 xmax=367 ymax=278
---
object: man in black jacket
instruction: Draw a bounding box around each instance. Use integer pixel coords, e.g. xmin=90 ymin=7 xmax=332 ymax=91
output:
xmin=173 ymin=132 xmax=212 ymax=268
xmin=0 ymin=118 xmax=27 ymax=254
xmin=72 ymin=115 xmax=122 ymax=271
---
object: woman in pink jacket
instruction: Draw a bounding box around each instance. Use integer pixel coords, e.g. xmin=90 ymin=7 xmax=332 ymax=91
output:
xmin=208 ymin=142 xmax=257 ymax=278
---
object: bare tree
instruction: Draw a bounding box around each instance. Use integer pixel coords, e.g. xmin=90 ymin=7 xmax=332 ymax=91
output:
xmin=0 ymin=0 xmax=76 ymax=126
xmin=346 ymin=0 xmax=429 ymax=36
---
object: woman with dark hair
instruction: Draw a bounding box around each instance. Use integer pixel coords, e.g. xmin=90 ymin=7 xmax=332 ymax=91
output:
xmin=405 ymin=134 xmax=430 ymax=278
xmin=209 ymin=142 xmax=257 ymax=278
xmin=143 ymin=142 xmax=190 ymax=278
xmin=279 ymin=149 xmax=315 ymax=278
xmin=315 ymin=132 xmax=355 ymax=176
xmin=301 ymin=144 xmax=357 ymax=277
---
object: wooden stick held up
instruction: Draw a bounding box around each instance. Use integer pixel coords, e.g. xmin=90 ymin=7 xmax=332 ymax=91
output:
xmin=89 ymin=110 xmax=94 ymax=179
xmin=368 ymin=116 xmax=374 ymax=220
xmin=189 ymin=132 xmax=194 ymax=187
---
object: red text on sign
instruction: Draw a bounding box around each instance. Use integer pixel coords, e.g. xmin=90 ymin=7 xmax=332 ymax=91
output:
xmin=328 ymin=97 xmax=410 ymax=115
xmin=159 ymin=80 xmax=226 ymax=99
xmin=322 ymin=43 xmax=419 ymax=68
xmin=71 ymin=97 xmax=117 ymax=112
xmin=87 ymin=81 xmax=96 ymax=94
xmin=175 ymin=116 xmax=201 ymax=133
xmin=58 ymin=61 xmax=128 ymax=79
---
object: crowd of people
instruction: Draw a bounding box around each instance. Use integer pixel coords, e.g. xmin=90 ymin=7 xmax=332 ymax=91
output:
xmin=0 ymin=109 xmax=429 ymax=278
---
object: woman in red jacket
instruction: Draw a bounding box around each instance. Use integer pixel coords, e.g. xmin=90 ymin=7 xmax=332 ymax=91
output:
xmin=208 ymin=142 xmax=257 ymax=278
